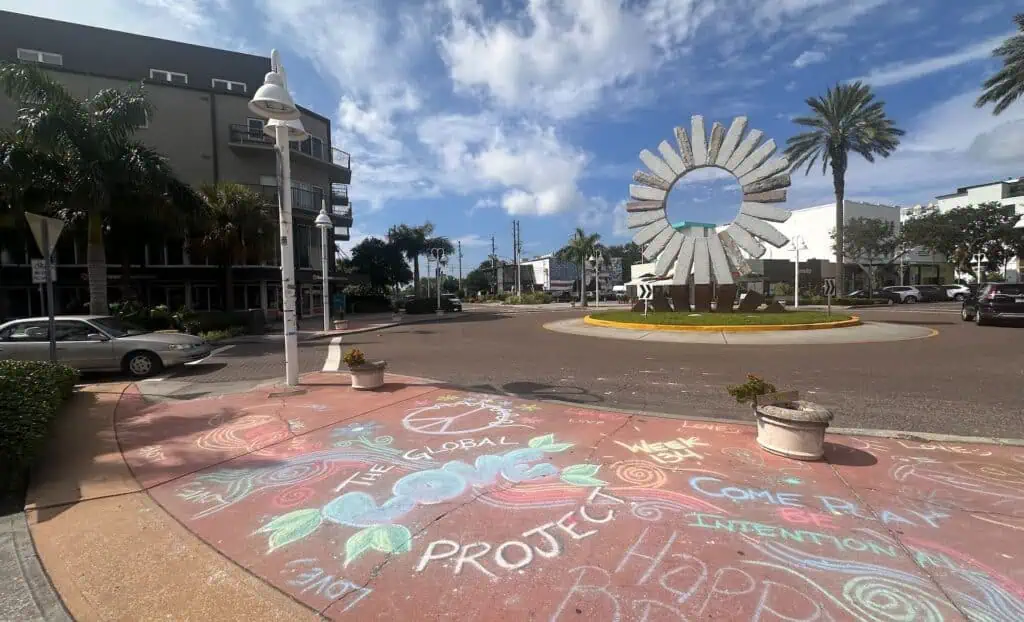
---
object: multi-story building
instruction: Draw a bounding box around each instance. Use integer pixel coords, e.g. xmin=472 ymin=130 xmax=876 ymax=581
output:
xmin=933 ymin=177 xmax=1023 ymax=281
xmin=0 ymin=10 xmax=353 ymax=319
xmin=521 ymin=255 xmax=579 ymax=293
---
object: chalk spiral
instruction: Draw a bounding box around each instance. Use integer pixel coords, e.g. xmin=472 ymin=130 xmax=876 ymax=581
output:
xmin=195 ymin=414 xmax=288 ymax=452
xmin=630 ymin=500 xmax=681 ymax=521
xmin=254 ymin=459 xmax=337 ymax=488
xmin=614 ymin=461 xmax=667 ymax=488
xmin=273 ymin=486 xmax=317 ymax=508
xmin=842 ymin=576 xmax=945 ymax=622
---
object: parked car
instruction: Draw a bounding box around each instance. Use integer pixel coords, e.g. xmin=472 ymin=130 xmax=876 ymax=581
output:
xmin=882 ymin=285 xmax=922 ymax=304
xmin=0 ymin=315 xmax=212 ymax=378
xmin=941 ymin=284 xmax=971 ymax=302
xmin=847 ymin=289 xmax=898 ymax=303
xmin=913 ymin=284 xmax=948 ymax=302
xmin=960 ymin=283 xmax=1024 ymax=326
xmin=441 ymin=294 xmax=463 ymax=312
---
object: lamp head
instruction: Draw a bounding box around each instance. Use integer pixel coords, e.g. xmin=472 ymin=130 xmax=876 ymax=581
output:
xmin=248 ymin=70 xmax=300 ymax=120
xmin=314 ymin=208 xmax=332 ymax=228
xmin=264 ymin=117 xmax=309 ymax=142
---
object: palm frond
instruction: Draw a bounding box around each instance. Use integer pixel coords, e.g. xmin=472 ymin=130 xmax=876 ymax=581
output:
xmin=976 ymin=13 xmax=1024 ymax=114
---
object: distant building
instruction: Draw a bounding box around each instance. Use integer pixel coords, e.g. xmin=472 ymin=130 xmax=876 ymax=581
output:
xmin=521 ymin=255 xmax=578 ymax=292
xmin=932 ymin=177 xmax=1023 ymax=281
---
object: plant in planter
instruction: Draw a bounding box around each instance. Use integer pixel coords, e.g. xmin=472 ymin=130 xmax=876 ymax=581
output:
xmin=343 ymin=348 xmax=387 ymax=390
xmin=727 ymin=374 xmax=833 ymax=461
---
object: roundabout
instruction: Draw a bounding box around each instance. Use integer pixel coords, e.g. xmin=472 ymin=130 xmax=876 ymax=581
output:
xmin=584 ymin=310 xmax=860 ymax=332
xmin=546 ymin=316 xmax=934 ymax=345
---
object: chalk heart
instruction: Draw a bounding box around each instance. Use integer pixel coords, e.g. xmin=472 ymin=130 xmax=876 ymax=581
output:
xmin=323 ymin=492 xmax=416 ymax=528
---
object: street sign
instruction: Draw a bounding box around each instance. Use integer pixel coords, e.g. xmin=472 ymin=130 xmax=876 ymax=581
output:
xmin=822 ymin=278 xmax=836 ymax=297
xmin=30 ymin=259 xmax=56 ymax=284
xmin=638 ymin=283 xmax=655 ymax=300
xmin=25 ymin=212 xmax=64 ymax=256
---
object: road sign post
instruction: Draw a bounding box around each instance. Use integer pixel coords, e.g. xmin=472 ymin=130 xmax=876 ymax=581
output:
xmin=26 ymin=213 xmax=65 ymax=363
xmin=822 ymin=278 xmax=836 ymax=318
xmin=638 ymin=283 xmax=654 ymax=318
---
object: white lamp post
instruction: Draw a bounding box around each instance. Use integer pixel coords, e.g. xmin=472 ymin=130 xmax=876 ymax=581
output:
xmin=249 ymin=49 xmax=303 ymax=386
xmin=314 ymin=202 xmax=332 ymax=332
xmin=430 ymin=248 xmax=447 ymax=310
xmin=790 ymin=236 xmax=807 ymax=308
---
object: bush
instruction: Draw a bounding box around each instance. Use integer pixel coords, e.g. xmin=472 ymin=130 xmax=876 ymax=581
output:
xmin=404 ymin=297 xmax=460 ymax=314
xmin=199 ymin=326 xmax=246 ymax=342
xmin=0 ymin=360 xmax=79 ymax=492
xmin=505 ymin=292 xmax=552 ymax=305
xmin=343 ymin=348 xmax=366 ymax=367
xmin=726 ymin=374 xmax=777 ymax=407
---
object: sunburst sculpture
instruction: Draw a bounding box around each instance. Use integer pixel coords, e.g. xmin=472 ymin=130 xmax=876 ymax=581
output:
xmin=627 ymin=115 xmax=792 ymax=284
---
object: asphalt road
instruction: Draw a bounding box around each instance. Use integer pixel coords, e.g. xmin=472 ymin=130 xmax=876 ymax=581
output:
xmin=157 ymin=303 xmax=1024 ymax=439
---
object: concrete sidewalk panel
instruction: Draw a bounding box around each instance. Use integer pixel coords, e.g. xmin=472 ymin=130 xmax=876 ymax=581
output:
xmin=25 ymin=390 xmax=141 ymax=510
xmin=26 ymin=494 xmax=318 ymax=621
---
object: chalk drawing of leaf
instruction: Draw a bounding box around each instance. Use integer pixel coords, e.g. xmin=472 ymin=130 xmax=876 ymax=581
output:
xmin=542 ymin=442 xmax=573 ymax=453
xmin=560 ymin=464 xmax=607 ymax=487
xmin=255 ymin=508 xmax=323 ymax=553
xmin=528 ymin=433 xmax=555 ymax=448
xmin=345 ymin=524 xmax=413 ymax=567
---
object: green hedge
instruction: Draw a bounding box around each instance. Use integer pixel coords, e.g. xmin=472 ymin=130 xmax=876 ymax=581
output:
xmin=0 ymin=360 xmax=79 ymax=492
xmin=505 ymin=292 xmax=553 ymax=305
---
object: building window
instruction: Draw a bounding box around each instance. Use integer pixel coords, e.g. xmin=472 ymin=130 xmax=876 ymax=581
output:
xmin=299 ymin=136 xmax=312 ymax=156
xmin=149 ymin=69 xmax=188 ymax=85
xmin=17 ymin=48 xmax=62 ymax=65
xmin=296 ymin=225 xmax=311 ymax=268
xmin=312 ymin=185 xmax=324 ymax=211
xmin=247 ymin=118 xmax=266 ymax=140
xmin=310 ymin=137 xmax=323 ymax=160
xmin=211 ymin=78 xmax=246 ymax=93
xmin=167 ymin=239 xmax=185 ymax=265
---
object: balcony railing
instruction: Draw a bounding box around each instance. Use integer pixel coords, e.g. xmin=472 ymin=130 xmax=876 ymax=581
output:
xmin=243 ymin=184 xmax=322 ymax=212
xmin=332 ymin=205 xmax=352 ymax=217
xmin=229 ymin=124 xmax=351 ymax=169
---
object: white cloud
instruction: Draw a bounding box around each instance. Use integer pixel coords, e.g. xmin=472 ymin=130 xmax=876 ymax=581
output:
xmin=452 ymin=234 xmax=491 ymax=249
xmin=793 ymin=50 xmax=827 ymax=68
xmin=853 ymin=34 xmax=1008 ymax=87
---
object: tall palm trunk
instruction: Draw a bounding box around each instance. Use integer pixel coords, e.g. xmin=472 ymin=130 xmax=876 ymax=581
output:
xmin=86 ymin=212 xmax=108 ymax=314
xmin=831 ymin=156 xmax=847 ymax=296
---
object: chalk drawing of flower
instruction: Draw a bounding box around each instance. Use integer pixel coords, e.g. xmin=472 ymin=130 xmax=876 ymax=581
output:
xmin=332 ymin=421 xmax=382 ymax=439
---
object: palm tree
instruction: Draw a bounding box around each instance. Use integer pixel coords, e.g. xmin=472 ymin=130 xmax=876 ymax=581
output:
xmin=387 ymin=222 xmax=452 ymax=296
xmin=784 ymin=81 xmax=904 ymax=295
xmin=976 ymin=14 xmax=1024 ymax=115
xmin=1 ymin=62 xmax=151 ymax=313
xmin=196 ymin=183 xmax=275 ymax=310
xmin=557 ymin=228 xmax=604 ymax=306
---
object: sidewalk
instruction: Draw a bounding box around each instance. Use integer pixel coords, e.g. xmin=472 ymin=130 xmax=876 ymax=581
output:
xmin=9 ymin=374 xmax=1024 ymax=620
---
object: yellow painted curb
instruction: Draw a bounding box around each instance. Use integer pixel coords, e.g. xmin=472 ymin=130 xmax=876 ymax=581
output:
xmin=583 ymin=314 xmax=861 ymax=332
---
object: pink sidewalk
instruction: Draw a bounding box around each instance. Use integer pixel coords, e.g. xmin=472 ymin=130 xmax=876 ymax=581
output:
xmin=28 ymin=373 xmax=1024 ymax=620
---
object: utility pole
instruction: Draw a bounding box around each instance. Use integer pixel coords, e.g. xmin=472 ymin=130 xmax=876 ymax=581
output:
xmin=492 ymin=234 xmax=502 ymax=294
xmin=512 ymin=220 xmax=518 ymax=296
xmin=515 ymin=220 xmax=523 ymax=295
xmin=457 ymin=240 xmax=463 ymax=295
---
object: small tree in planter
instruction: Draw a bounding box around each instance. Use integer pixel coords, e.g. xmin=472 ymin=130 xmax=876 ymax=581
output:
xmin=344 ymin=348 xmax=386 ymax=390
xmin=726 ymin=374 xmax=833 ymax=461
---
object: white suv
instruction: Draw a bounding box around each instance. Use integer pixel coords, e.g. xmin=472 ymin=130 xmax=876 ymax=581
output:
xmin=883 ymin=285 xmax=922 ymax=304
xmin=942 ymin=284 xmax=971 ymax=302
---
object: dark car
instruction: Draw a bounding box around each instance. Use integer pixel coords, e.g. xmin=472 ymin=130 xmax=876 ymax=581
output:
xmin=848 ymin=289 xmax=898 ymax=303
xmin=913 ymin=284 xmax=948 ymax=302
xmin=961 ymin=283 xmax=1024 ymax=326
xmin=440 ymin=294 xmax=462 ymax=312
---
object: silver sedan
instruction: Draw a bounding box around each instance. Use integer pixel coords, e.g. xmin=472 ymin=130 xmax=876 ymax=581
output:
xmin=0 ymin=315 xmax=213 ymax=378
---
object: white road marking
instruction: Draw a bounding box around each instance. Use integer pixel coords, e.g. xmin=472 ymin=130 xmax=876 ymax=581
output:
xmin=323 ymin=335 xmax=343 ymax=372
xmin=183 ymin=344 xmax=235 ymax=366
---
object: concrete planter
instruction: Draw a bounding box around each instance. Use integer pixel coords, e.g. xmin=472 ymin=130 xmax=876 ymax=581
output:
xmin=333 ymin=320 xmax=349 ymax=330
xmin=349 ymin=361 xmax=387 ymax=390
xmin=754 ymin=401 xmax=833 ymax=461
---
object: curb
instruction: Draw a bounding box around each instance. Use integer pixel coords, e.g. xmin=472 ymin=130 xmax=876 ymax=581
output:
xmin=299 ymin=313 xmax=460 ymax=341
xmin=583 ymin=314 xmax=861 ymax=332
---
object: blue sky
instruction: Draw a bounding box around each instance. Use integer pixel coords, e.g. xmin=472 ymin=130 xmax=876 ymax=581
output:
xmin=4 ymin=1 xmax=1024 ymax=271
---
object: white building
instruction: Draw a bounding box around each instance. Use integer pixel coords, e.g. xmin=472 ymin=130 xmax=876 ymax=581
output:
xmin=758 ymin=201 xmax=899 ymax=262
xmin=930 ymin=177 xmax=1024 ymax=281
xmin=521 ymin=255 xmax=578 ymax=292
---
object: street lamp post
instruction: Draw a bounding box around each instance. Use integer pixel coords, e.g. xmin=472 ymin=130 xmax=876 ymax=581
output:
xmin=430 ymin=248 xmax=447 ymax=310
xmin=790 ymin=236 xmax=807 ymax=308
xmin=314 ymin=202 xmax=332 ymax=332
xmin=249 ymin=49 xmax=304 ymax=386
xmin=589 ymin=255 xmax=603 ymax=307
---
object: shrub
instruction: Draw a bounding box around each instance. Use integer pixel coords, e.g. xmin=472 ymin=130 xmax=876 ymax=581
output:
xmin=199 ymin=326 xmax=246 ymax=342
xmin=726 ymin=374 xmax=777 ymax=407
xmin=343 ymin=348 xmax=366 ymax=367
xmin=0 ymin=360 xmax=79 ymax=492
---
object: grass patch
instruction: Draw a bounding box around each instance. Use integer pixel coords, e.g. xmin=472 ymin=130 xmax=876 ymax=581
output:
xmin=589 ymin=310 xmax=851 ymax=326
